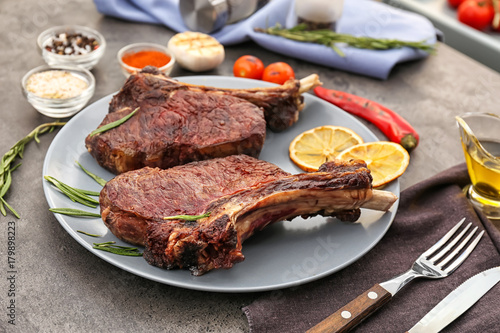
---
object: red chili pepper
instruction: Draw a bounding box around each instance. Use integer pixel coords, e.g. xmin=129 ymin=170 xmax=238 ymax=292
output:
xmin=314 ymin=86 xmax=419 ymax=152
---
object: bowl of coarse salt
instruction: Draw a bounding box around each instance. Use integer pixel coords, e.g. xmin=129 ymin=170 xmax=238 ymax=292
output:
xmin=21 ymin=65 xmax=95 ymax=118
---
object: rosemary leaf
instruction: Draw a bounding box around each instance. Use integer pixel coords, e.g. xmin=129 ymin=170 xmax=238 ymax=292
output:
xmin=0 ymin=169 xmax=12 ymax=197
xmin=77 ymin=230 xmax=102 ymax=237
xmin=255 ymin=24 xmax=437 ymax=57
xmin=163 ymin=212 xmax=211 ymax=221
xmin=10 ymin=163 xmax=22 ymax=173
xmin=76 ymin=161 xmax=107 ymax=187
xmin=51 ymin=177 xmax=99 ymax=203
xmin=1 ymin=154 xmax=16 ymax=172
xmin=0 ymin=200 xmax=5 ymax=216
xmin=0 ymin=122 xmax=65 ymax=218
xmin=89 ymin=107 xmax=139 ymax=137
xmin=49 ymin=207 xmax=101 ymax=218
xmin=78 ymin=188 xmax=101 ymax=196
xmin=44 ymin=176 xmax=99 ymax=207
xmin=47 ymin=184 xmax=96 ymax=207
xmin=93 ymin=241 xmax=143 ymax=256
xmin=51 ymin=184 xmax=81 ymax=204
xmin=94 ymin=246 xmax=143 ymax=256
xmin=331 ymin=43 xmax=345 ymax=57
xmin=112 ymin=244 xmax=140 ymax=250
xmin=1 ymin=197 xmax=20 ymax=218
xmin=18 ymin=145 xmax=25 ymax=158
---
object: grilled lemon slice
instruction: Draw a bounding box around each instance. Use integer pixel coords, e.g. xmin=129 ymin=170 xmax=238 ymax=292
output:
xmin=337 ymin=141 xmax=410 ymax=187
xmin=289 ymin=125 xmax=364 ymax=172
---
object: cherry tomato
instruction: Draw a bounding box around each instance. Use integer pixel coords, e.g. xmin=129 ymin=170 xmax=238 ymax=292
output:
xmin=447 ymin=0 xmax=465 ymax=7
xmin=233 ymin=55 xmax=264 ymax=79
xmin=262 ymin=62 xmax=295 ymax=85
xmin=457 ymin=0 xmax=494 ymax=30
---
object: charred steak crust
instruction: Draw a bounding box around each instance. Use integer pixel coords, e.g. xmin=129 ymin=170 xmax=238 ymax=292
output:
xmin=99 ymin=155 xmax=290 ymax=246
xmin=100 ymin=156 xmax=383 ymax=275
xmin=142 ymin=159 xmax=373 ymax=275
xmin=143 ymin=215 xmax=243 ymax=275
xmin=85 ymin=89 xmax=266 ymax=174
xmin=194 ymin=78 xmax=303 ymax=132
xmin=110 ymin=66 xmax=304 ymax=132
xmin=85 ymin=67 xmax=317 ymax=174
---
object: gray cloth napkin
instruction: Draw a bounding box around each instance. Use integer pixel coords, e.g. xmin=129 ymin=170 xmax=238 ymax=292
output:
xmin=243 ymin=163 xmax=500 ymax=332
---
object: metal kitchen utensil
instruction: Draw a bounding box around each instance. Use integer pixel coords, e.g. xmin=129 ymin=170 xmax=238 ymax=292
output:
xmin=407 ymin=266 xmax=500 ymax=333
xmin=179 ymin=0 xmax=270 ymax=34
xmin=307 ymin=218 xmax=484 ymax=333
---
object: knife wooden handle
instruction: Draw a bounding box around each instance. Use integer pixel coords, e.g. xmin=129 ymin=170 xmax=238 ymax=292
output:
xmin=307 ymin=283 xmax=392 ymax=333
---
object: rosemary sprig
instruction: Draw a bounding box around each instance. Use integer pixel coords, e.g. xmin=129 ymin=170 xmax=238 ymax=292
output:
xmin=0 ymin=121 xmax=65 ymax=218
xmin=44 ymin=176 xmax=99 ymax=207
xmin=76 ymin=161 xmax=107 ymax=187
xmin=49 ymin=207 xmax=101 ymax=218
xmin=255 ymin=24 xmax=436 ymax=57
xmin=163 ymin=212 xmax=211 ymax=221
xmin=77 ymin=188 xmax=101 ymax=196
xmin=77 ymin=230 xmax=102 ymax=237
xmin=89 ymin=107 xmax=139 ymax=137
xmin=93 ymin=241 xmax=143 ymax=256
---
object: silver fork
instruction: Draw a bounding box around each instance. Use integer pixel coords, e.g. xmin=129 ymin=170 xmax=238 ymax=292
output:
xmin=307 ymin=218 xmax=484 ymax=333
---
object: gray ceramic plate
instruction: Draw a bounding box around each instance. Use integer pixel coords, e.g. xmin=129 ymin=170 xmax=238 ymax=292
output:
xmin=42 ymin=76 xmax=399 ymax=293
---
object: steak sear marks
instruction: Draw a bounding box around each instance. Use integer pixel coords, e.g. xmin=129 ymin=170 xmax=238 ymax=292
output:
xmin=100 ymin=156 xmax=397 ymax=275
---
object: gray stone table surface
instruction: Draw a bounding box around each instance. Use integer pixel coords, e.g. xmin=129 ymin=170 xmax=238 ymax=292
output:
xmin=2 ymin=0 xmax=500 ymax=332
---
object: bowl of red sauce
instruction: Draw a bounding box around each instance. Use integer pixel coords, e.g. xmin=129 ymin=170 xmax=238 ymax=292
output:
xmin=117 ymin=43 xmax=175 ymax=78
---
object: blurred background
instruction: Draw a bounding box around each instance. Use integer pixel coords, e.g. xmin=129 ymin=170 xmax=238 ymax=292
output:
xmin=384 ymin=0 xmax=500 ymax=73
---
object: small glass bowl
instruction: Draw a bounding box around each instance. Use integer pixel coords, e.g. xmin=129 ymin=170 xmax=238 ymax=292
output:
xmin=117 ymin=43 xmax=175 ymax=78
xmin=22 ymin=65 xmax=95 ymax=118
xmin=37 ymin=25 xmax=106 ymax=70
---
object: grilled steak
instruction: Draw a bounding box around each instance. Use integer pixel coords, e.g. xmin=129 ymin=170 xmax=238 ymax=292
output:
xmin=85 ymin=67 xmax=321 ymax=174
xmin=108 ymin=67 xmax=321 ymax=132
xmin=100 ymin=155 xmax=289 ymax=246
xmin=100 ymin=155 xmax=397 ymax=275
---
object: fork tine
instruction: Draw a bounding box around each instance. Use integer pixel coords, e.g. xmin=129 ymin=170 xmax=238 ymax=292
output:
xmin=431 ymin=223 xmax=472 ymax=263
xmin=443 ymin=230 xmax=484 ymax=274
xmin=421 ymin=218 xmax=465 ymax=258
xmin=437 ymin=226 xmax=477 ymax=267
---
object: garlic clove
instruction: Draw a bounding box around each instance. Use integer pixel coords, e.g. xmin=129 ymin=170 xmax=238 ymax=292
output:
xmin=167 ymin=32 xmax=225 ymax=72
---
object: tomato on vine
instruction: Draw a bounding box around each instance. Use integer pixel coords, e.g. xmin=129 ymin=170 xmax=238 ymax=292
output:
xmin=457 ymin=0 xmax=494 ymax=30
xmin=262 ymin=62 xmax=295 ymax=85
xmin=233 ymin=55 xmax=265 ymax=79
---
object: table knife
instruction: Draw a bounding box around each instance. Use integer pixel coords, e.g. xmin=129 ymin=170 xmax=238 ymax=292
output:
xmin=407 ymin=266 xmax=500 ymax=333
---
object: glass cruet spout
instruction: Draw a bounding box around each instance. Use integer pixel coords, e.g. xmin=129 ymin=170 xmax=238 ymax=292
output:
xmin=456 ymin=112 xmax=500 ymax=219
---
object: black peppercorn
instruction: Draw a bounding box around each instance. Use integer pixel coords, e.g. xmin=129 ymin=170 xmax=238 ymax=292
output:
xmin=45 ymin=32 xmax=99 ymax=56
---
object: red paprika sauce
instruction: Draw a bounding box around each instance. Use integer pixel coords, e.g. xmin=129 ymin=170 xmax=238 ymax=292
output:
xmin=122 ymin=50 xmax=171 ymax=69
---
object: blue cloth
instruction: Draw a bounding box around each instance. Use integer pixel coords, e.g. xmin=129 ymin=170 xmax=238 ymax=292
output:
xmin=93 ymin=0 xmax=437 ymax=79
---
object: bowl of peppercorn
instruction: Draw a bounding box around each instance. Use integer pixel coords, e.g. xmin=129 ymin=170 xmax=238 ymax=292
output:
xmin=117 ymin=42 xmax=175 ymax=78
xmin=37 ymin=25 xmax=106 ymax=70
